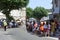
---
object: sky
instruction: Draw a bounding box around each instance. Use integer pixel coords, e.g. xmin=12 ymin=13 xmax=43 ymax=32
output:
xmin=27 ymin=0 xmax=52 ymax=9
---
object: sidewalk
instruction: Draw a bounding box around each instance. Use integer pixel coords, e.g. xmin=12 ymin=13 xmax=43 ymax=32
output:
xmin=0 ymin=28 xmax=15 ymax=40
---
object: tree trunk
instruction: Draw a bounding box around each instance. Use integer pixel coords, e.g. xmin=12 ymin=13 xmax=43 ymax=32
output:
xmin=2 ymin=9 xmax=14 ymax=21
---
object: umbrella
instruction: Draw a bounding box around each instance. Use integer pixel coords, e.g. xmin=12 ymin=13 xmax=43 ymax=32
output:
xmin=29 ymin=18 xmax=37 ymax=22
xmin=40 ymin=16 xmax=49 ymax=21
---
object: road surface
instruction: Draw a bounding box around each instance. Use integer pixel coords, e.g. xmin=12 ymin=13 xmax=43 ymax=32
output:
xmin=0 ymin=25 xmax=59 ymax=40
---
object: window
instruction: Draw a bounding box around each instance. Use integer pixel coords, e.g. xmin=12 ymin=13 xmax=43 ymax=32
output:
xmin=55 ymin=0 xmax=58 ymax=7
xmin=52 ymin=7 xmax=54 ymax=12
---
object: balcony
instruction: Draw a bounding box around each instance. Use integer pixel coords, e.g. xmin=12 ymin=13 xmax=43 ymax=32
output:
xmin=53 ymin=7 xmax=59 ymax=14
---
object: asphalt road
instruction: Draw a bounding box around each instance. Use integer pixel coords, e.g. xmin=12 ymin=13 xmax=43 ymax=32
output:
xmin=6 ymin=25 xmax=59 ymax=40
xmin=0 ymin=25 xmax=59 ymax=40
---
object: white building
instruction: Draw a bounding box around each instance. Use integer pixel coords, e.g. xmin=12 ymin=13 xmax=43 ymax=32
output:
xmin=0 ymin=12 xmax=6 ymax=19
xmin=0 ymin=7 xmax=26 ymax=23
xmin=40 ymin=12 xmax=52 ymax=21
xmin=10 ymin=7 xmax=26 ymax=24
xmin=48 ymin=12 xmax=53 ymax=20
xmin=10 ymin=7 xmax=26 ymax=21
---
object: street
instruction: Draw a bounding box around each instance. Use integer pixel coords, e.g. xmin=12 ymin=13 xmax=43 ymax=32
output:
xmin=0 ymin=25 xmax=59 ymax=40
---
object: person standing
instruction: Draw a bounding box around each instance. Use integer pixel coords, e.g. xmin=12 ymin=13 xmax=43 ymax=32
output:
xmin=39 ymin=22 xmax=44 ymax=36
xmin=47 ymin=22 xmax=51 ymax=37
xmin=0 ymin=20 xmax=3 ymax=28
xmin=3 ymin=20 xmax=7 ymax=31
xmin=44 ymin=21 xmax=48 ymax=36
xmin=33 ymin=22 xmax=38 ymax=33
xmin=9 ymin=21 xmax=13 ymax=28
xmin=50 ymin=20 xmax=56 ymax=36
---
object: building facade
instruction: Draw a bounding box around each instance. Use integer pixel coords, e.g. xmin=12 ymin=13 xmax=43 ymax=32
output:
xmin=48 ymin=12 xmax=53 ymax=20
xmin=0 ymin=7 xmax=26 ymax=24
xmin=10 ymin=7 xmax=26 ymax=24
xmin=10 ymin=7 xmax=26 ymax=21
xmin=52 ymin=0 xmax=60 ymax=21
xmin=0 ymin=12 xmax=6 ymax=19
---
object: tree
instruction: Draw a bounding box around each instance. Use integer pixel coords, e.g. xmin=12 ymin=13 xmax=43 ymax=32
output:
xmin=46 ymin=9 xmax=52 ymax=12
xmin=0 ymin=0 xmax=29 ymax=21
xmin=26 ymin=7 xmax=33 ymax=18
xmin=33 ymin=7 xmax=48 ymax=20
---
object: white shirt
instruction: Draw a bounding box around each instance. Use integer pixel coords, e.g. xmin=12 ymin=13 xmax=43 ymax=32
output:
xmin=44 ymin=24 xmax=47 ymax=29
xmin=48 ymin=24 xmax=51 ymax=29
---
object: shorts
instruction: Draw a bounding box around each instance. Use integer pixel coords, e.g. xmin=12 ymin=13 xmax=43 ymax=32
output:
xmin=44 ymin=28 xmax=48 ymax=32
xmin=40 ymin=28 xmax=44 ymax=32
xmin=0 ymin=25 xmax=1 ymax=27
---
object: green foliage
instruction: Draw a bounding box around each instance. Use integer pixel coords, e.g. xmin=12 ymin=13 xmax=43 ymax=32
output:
xmin=0 ymin=0 xmax=29 ymax=10
xmin=26 ymin=7 xmax=33 ymax=18
xmin=0 ymin=0 xmax=29 ymax=21
xmin=5 ymin=14 xmax=14 ymax=21
xmin=33 ymin=7 xmax=48 ymax=19
xmin=46 ymin=9 xmax=52 ymax=12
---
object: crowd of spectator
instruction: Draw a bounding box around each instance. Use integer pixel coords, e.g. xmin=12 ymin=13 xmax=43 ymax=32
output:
xmin=26 ymin=19 xmax=60 ymax=37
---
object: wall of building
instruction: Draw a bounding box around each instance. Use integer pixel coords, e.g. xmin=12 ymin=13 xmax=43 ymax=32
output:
xmin=52 ymin=0 xmax=59 ymax=14
xmin=10 ymin=7 xmax=26 ymax=24
xmin=0 ymin=12 xmax=6 ymax=19
xmin=0 ymin=7 xmax=26 ymax=24
xmin=10 ymin=7 xmax=26 ymax=21
xmin=20 ymin=7 xmax=26 ymax=21
xmin=52 ymin=0 xmax=60 ymax=22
